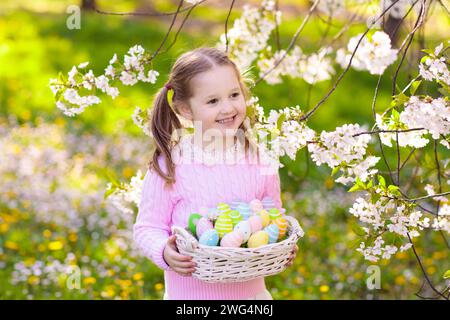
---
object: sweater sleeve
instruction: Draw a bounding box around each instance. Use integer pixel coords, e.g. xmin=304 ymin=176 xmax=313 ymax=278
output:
xmin=133 ymin=159 xmax=176 ymax=271
xmin=263 ymin=170 xmax=283 ymax=210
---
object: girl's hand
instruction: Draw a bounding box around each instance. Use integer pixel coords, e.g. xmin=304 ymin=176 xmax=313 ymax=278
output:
xmin=163 ymin=235 xmax=197 ymax=277
xmin=286 ymin=244 xmax=298 ymax=268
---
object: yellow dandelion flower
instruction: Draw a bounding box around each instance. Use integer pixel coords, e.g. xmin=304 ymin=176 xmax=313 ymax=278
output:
xmin=48 ymin=241 xmax=63 ymax=251
xmin=319 ymin=285 xmax=330 ymax=293
xmin=83 ymin=277 xmax=97 ymax=285
xmin=132 ymin=272 xmax=144 ymax=281
xmin=37 ymin=244 xmax=46 ymax=252
xmin=0 ymin=223 xmax=9 ymax=233
xmin=116 ymin=279 xmax=132 ymax=288
xmin=28 ymin=275 xmax=40 ymax=285
xmin=154 ymin=283 xmax=164 ymax=291
xmin=5 ymin=241 xmax=19 ymax=250
xmin=68 ymin=233 xmax=78 ymax=242
xmin=324 ymin=177 xmax=334 ymax=189
xmin=43 ymin=229 xmax=52 ymax=238
xmin=122 ymin=167 xmax=134 ymax=179
xmin=426 ymin=266 xmax=436 ymax=275
xmin=395 ymin=275 xmax=406 ymax=286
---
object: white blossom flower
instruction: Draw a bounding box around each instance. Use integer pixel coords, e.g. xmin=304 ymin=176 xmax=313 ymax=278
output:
xmin=336 ymin=31 xmax=398 ymax=75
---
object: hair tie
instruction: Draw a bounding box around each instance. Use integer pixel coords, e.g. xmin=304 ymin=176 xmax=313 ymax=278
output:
xmin=164 ymin=83 xmax=173 ymax=90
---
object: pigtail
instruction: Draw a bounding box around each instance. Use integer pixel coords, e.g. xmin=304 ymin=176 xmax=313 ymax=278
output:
xmin=149 ymin=85 xmax=182 ymax=187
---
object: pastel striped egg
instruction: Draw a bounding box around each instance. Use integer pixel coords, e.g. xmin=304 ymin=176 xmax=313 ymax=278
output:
xmin=199 ymin=229 xmax=219 ymax=246
xmin=234 ymin=221 xmax=251 ymax=242
xmin=196 ymin=217 xmax=213 ymax=238
xmin=247 ymin=231 xmax=269 ymax=248
xmin=264 ymin=224 xmax=279 ymax=244
xmin=249 ymin=199 xmax=263 ymax=213
xmin=237 ymin=203 xmax=251 ymax=220
xmin=262 ymin=196 xmax=276 ymax=210
xmin=217 ymin=202 xmax=231 ymax=214
xmin=248 ymin=215 xmax=263 ymax=233
xmin=220 ymin=231 xmax=244 ymax=248
xmin=214 ymin=214 xmax=233 ymax=238
xmin=230 ymin=199 xmax=242 ymax=211
xmin=229 ymin=210 xmax=242 ymax=227
xmin=268 ymin=208 xmax=282 ymax=220
xmin=257 ymin=209 xmax=271 ymax=227
xmin=273 ymin=217 xmax=288 ymax=239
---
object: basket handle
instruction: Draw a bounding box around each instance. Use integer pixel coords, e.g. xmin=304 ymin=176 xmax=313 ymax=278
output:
xmin=285 ymin=215 xmax=305 ymax=239
xmin=171 ymin=225 xmax=199 ymax=252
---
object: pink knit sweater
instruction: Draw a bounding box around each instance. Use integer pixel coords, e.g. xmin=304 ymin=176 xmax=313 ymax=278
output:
xmin=133 ymin=138 xmax=282 ymax=300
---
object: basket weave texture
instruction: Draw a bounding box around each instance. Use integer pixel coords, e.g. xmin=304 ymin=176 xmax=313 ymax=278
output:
xmin=172 ymin=216 xmax=304 ymax=283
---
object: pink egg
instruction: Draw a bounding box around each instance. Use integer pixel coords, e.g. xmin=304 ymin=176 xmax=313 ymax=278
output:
xmin=248 ymin=215 xmax=263 ymax=233
xmin=220 ymin=231 xmax=243 ymax=247
xmin=249 ymin=199 xmax=263 ymax=213
xmin=196 ymin=217 xmax=213 ymax=238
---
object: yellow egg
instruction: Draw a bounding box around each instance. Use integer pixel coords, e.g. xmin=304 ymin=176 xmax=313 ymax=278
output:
xmin=273 ymin=217 xmax=288 ymax=239
xmin=247 ymin=231 xmax=269 ymax=248
xmin=258 ymin=209 xmax=271 ymax=227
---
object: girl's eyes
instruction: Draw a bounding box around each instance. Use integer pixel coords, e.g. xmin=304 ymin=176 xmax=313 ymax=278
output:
xmin=207 ymin=92 xmax=240 ymax=104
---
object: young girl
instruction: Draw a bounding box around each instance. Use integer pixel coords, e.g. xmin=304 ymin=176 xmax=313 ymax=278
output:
xmin=133 ymin=47 xmax=297 ymax=300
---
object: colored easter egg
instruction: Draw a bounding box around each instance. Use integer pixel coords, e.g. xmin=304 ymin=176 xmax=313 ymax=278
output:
xmin=248 ymin=215 xmax=263 ymax=233
xmin=258 ymin=209 xmax=271 ymax=227
xmin=230 ymin=199 xmax=242 ymax=211
xmin=217 ymin=202 xmax=231 ymax=215
xmin=188 ymin=213 xmax=202 ymax=235
xmin=264 ymin=224 xmax=279 ymax=244
xmin=237 ymin=203 xmax=251 ymax=220
xmin=249 ymin=199 xmax=263 ymax=213
xmin=229 ymin=210 xmax=242 ymax=227
xmin=196 ymin=217 xmax=213 ymax=238
xmin=268 ymin=208 xmax=282 ymax=220
xmin=273 ymin=217 xmax=288 ymax=239
xmin=247 ymin=231 xmax=269 ymax=248
xmin=214 ymin=214 xmax=233 ymax=238
xmin=220 ymin=231 xmax=244 ymax=248
xmin=199 ymin=229 xmax=219 ymax=246
xmin=207 ymin=207 xmax=219 ymax=221
xmin=262 ymin=196 xmax=276 ymax=210
xmin=234 ymin=221 xmax=251 ymax=242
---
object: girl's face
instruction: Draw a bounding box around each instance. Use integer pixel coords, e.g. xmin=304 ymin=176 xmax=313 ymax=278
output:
xmin=181 ymin=65 xmax=247 ymax=141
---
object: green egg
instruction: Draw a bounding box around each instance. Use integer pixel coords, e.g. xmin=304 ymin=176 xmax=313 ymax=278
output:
xmin=188 ymin=213 xmax=203 ymax=235
xmin=229 ymin=210 xmax=242 ymax=227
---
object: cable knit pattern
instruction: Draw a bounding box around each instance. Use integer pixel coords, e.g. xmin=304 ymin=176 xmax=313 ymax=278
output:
xmin=133 ymin=137 xmax=282 ymax=300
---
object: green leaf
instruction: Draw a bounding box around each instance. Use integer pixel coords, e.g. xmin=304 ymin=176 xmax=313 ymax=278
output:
xmin=348 ymin=184 xmax=361 ymax=192
xmin=331 ymin=166 xmax=340 ymax=177
xmin=276 ymin=113 xmax=286 ymax=131
xmin=355 ymin=177 xmax=366 ymax=189
xmin=348 ymin=237 xmax=362 ymax=249
xmin=371 ymin=192 xmax=381 ymax=203
xmin=409 ymin=80 xmax=422 ymax=95
xmin=104 ymin=185 xmax=116 ymax=199
xmin=351 ymin=223 xmax=366 ymax=237
xmin=388 ymin=185 xmax=400 ymax=195
xmin=378 ymin=175 xmax=386 ymax=188
xmin=444 ymin=270 xmax=450 ymax=279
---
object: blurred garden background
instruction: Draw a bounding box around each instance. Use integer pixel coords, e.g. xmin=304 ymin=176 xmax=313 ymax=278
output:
xmin=0 ymin=0 xmax=449 ymax=299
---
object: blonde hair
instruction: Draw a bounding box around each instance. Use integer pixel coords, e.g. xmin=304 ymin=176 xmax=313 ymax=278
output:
xmin=148 ymin=47 xmax=258 ymax=187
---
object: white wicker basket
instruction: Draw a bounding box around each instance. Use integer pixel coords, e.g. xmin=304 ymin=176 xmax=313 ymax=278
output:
xmin=172 ymin=215 xmax=304 ymax=283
